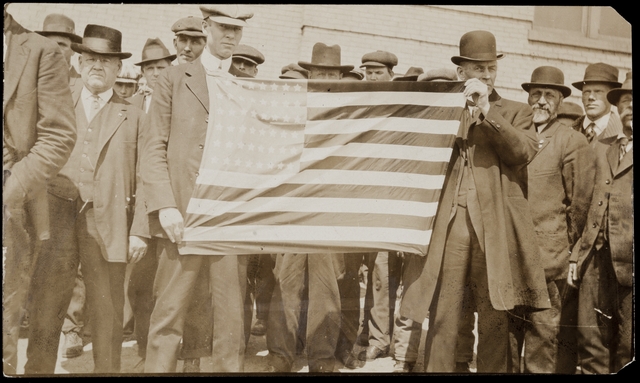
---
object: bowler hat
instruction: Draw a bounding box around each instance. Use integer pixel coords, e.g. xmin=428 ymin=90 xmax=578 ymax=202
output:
xmin=36 ymin=13 xmax=82 ymax=44
xmin=607 ymin=71 xmax=632 ymax=105
xmin=200 ymin=4 xmax=253 ymax=27
xmin=360 ymin=50 xmax=398 ymax=69
xmin=451 ymin=30 xmax=504 ymax=66
xmin=171 ymin=16 xmax=207 ymax=37
xmin=232 ymin=44 xmax=265 ymax=65
xmin=134 ymin=38 xmax=176 ymax=66
xmin=298 ymin=43 xmax=354 ymax=73
xmin=393 ymin=66 xmax=424 ymax=81
xmin=71 ymin=24 xmax=132 ymax=59
xmin=571 ymin=62 xmax=621 ymax=91
xmin=279 ymin=63 xmax=309 ymax=80
xmin=521 ymin=66 xmax=572 ymax=98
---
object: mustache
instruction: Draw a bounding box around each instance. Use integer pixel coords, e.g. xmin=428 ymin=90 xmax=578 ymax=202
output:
xmin=532 ymin=105 xmax=551 ymax=112
xmin=619 ymin=107 xmax=632 ymax=120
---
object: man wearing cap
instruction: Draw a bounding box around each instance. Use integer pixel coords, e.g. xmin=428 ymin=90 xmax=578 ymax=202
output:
xmin=571 ymin=63 xmax=623 ymax=147
xmin=231 ymin=44 xmax=265 ymax=78
xmin=34 ymin=12 xmax=87 ymax=360
xmin=361 ymin=50 xmax=397 ymax=82
xmin=130 ymin=38 xmax=176 ymax=113
xmin=22 ymin=23 xmax=149 ymax=374
xmin=172 ymin=16 xmax=207 ymax=65
xmin=568 ymin=72 xmax=633 ymax=374
xmin=264 ymin=43 xmax=355 ymax=373
xmin=342 ymin=68 xmax=364 ymax=81
xmin=400 ymin=30 xmax=549 ymax=372
xmin=114 ymin=61 xmax=140 ymax=99
xmin=280 ymin=63 xmax=309 ymax=79
xmin=3 ymin=4 xmax=77 ymax=374
xmin=394 ymin=66 xmax=425 ymax=82
xmin=140 ymin=5 xmax=253 ymax=372
xmin=509 ymin=66 xmax=595 ymax=373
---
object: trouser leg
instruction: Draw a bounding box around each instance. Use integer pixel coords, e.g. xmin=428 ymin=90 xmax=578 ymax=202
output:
xmin=392 ymin=315 xmax=421 ymax=363
xmin=179 ymin=264 xmax=212 ymax=359
xmin=127 ymin=238 xmax=158 ymax=358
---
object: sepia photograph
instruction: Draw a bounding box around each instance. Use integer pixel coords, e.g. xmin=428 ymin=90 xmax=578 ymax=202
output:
xmin=2 ymin=3 xmax=634 ymax=375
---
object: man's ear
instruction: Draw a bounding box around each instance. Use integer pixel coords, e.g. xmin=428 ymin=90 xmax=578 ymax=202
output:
xmin=456 ymin=66 xmax=466 ymax=81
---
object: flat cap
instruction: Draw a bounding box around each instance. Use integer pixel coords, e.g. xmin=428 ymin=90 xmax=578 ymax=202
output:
xmin=199 ymin=5 xmax=253 ymax=27
xmin=280 ymin=63 xmax=309 ymax=80
xmin=419 ymin=67 xmax=458 ymax=82
xmin=360 ymin=50 xmax=398 ymax=69
xmin=232 ymin=44 xmax=265 ymax=65
xmin=171 ymin=16 xmax=207 ymax=37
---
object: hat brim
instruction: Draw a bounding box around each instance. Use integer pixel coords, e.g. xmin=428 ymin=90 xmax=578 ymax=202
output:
xmin=208 ymin=16 xmax=247 ymax=27
xmin=116 ymin=78 xmax=138 ymax=84
xmin=280 ymin=71 xmax=307 ymax=80
xmin=359 ymin=61 xmax=387 ymax=69
xmin=134 ymin=54 xmax=177 ymax=66
xmin=36 ymin=30 xmax=83 ymax=44
xmin=521 ymin=83 xmax=572 ymax=98
xmin=298 ymin=61 xmax=354 ymax=74
xmin=606 ymin=88 xmax=631 ymax=105
xmin=175 ymin=31 xmax=207 ymax=38
xmin=451 ymin=53 xmax=504 ymax=66
xmin=71 ymin=43 xmax=132 ymax=59
xmin=571 ymin=80 xmax=623 ymax=92
xmin=393 ymin=76 xmax=418 ymax=82
xmin=232 ymin=55 xmax=261 ymax=65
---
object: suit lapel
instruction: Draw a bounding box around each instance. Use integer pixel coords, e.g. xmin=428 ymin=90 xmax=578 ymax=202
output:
xmin=185 ymin=63 xmax=209 ymax=113
xmin=533 ymin=120 xmax=559 ymax=158
xmin=3 ymin=29 xmax=29 ymax=111
xmin=606 ymin=141 xmax=619 ymax=176
xmin=615 ymin=147 xmax=633 ymax=176
xmin=94 ymin=95 xmax=127 ymax=156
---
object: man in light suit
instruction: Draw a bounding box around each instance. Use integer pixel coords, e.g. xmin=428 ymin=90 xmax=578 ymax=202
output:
xmin=571 ymin=63 xmax=623 ymax=147
xmin=3 ymin=5 xmax=77 ymax=375
xmin=400 ymin=30 xmax=549 ymax=373
xmin=23 ymin=24 xmax=148 ymax=374
xmin=568 ymin=71 xmax=633 ymax=374
xmin=509 ymin=66 xmax=596 ymax=373
xmin=35 ymin=12 xmax=87 ymax=360
xmin=140 ymin=5 xmax=254 ymax=373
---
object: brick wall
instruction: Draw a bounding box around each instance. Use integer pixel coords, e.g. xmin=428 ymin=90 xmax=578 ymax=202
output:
xmin=8 ymin=4 xmax=631 ymax=106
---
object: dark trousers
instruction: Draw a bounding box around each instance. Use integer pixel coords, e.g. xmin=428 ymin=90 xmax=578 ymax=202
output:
xmin=2 ymin=205 xmax=40 ymax=375
xmin=509 ymin=279 xmax=578 ymax=373
xmin=25 ymin=196 xmax=126 ymax=373
xmin=144 ymin=239 xmax=248 ymax=372
xmin=577 ymin=245 xmax=633 ymax=374
xmin=60 ymin=266 xmax=86 ymax=335
xmin=267 ymin=253 xmax=342 ymax=372
xmin=335 ymin=253 xmax=365 ymax=357
xmin=254 ymin=254 xmax=276 ymax=322
xmin=423 ymin=206 xmax=511 ymax=373
xmin=127 ymin=238 xmax=158 ymax=358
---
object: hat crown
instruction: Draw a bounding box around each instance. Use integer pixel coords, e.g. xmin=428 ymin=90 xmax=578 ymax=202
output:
xmin=139 ymin=38 xmax=174 ymax=64
xmin=74 ymin=24 xmax=130 ymax=58
xmin=309 ymin=43 xmax=343 ymax=67
xmin=582 ymin=62 xmax=619 ymax=84
xmin=620 ymin=71 xmax=632 ymax=90
xmin=232 ymin=44 xmax=265 ymax=64
xmin=200 ymin=4 xmax=253 ymax=26
xmin=41 ymin=13 xmax=76 ymax=34
xmin=361 ymin=50 xmax=398 ymax=68
xmin=171 ymin=16 xmax=206 ymax=35
xmin=452 ymin=30 xmax=503 ymax=65
xmin=529 ymin=66 xmax=565 ymax=86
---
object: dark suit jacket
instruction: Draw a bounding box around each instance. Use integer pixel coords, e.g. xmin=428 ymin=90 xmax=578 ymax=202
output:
xmin=526 ymin=119 xmax=595 ymax=281
xmin=572 ymin=135 xmax=633 ymax=287
xmin=401 ymin=91 xmax=550 ymax=323
xmin=3 ymin=14 xmax=76 ymax=236
xmin=128 ymin=93 xmax=146 ymax=112
xmin=572 ymin=113 xmax=623 ymax=148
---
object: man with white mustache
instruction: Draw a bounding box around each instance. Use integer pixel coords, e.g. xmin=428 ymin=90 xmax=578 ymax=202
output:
xmin=508 ymin=66 xmax=596 ymax=373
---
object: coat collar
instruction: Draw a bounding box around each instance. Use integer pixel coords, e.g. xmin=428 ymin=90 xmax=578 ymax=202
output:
xmin=532 ymin=118 xmax=562 ymax=156
xmin=185 ymin=62 xmax=209 ymax=113
xmin=91 ymin=93 xmax=128 ymax=156
xmin=3 ymin=15 xmax=30 ymax=110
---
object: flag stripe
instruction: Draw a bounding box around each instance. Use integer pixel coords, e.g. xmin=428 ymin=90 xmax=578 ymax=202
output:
xmin=196 ymin=168 xmax=446 ymax=190
xmin=300 ymin=143 xmax=453 ymax=163
xmin=307 ymin=91 xmax=465 ymax=108
xmin=304 ymin=130 xmax=456 ymax=149
xmin=305 ymin=117 xmax=461 ymax=135
xmin=307 ymin=104 xmax=464 ymax=121
xmin=302 ymin=156 xmax=449 ymax=175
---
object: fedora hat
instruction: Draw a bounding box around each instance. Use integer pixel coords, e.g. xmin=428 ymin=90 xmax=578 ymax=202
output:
xmin=279 ymin=63 xmax=309 ymax=80
xmin=171 ymin=16 xmax=207 ymax=37
xmin=134 ymin=38 xmax=176 ymax=66
xmin=298 ymin=43 xmax=354 ymax=73
xmin=200 ymin=4 xmax=253 ymax=27
xmin=393 ymin=66 xmax=424 ymax=81
xmin=451 ymin=30 xmax=504 ymax=66
xmin=232 ymin=44 xmax=265 ymax=65
xmin=521 ymin=66 xmax=572 ymax=98
xmin=36 ymin=13 xmax=82 ymax=44
xmin=572 ymin=62 xmax=621 ymax=91
xmin=607 ymin=71 xmax=632 ymax=105
xmin=71 ymin=24 xmax=132 ymax=59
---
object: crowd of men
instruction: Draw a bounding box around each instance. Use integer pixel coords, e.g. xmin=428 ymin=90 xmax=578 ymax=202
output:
xmin=3 ymin=4 xmax=633 ymax=375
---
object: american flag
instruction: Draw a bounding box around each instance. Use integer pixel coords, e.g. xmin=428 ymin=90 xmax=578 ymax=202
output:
xmin=179 ymin=77 xmax=465 ymax=256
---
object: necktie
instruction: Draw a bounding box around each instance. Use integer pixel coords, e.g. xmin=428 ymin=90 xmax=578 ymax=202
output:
xmin=619 ymin=136 xmax=631 ymax=162
xmin=89 ymin=94 xmax=101 ymax=121
xmin=584 ymin=122 xmax=596 ymax=143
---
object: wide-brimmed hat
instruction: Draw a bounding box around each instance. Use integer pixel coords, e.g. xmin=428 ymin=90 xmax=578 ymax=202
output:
xmin=232 ymin=44 xmax=265 ymax=65
xmin=36 ymin=13 xmax=82 ymax=44
xmin=171 ymin=16 xmax=207 ymax=37
xmin=298 ymin=43 xmax=354 ymax=73
xmin=451 ymin=30 xmax=504 ymax=66
xmin=134 ymin=38 xmax=176 ymax=66
xmin=521 ymin=66 xmax=572 ymax=98
xmin=71 ymin=24 xmax=132 ymax=59
xmin=572 ymin=62 xmax=622 ymax=91
xmin=393 ymin=66 xmax=424 ymax=81
xmin=200 ymin=4 xmax=253 ymax=27
xmin=279 ymin=63 xmax=309 ymax=80
xmin=360 ymin=50 xmax=398 ymax=69
xmin=607 ymin=71 xmax=632 ymax=105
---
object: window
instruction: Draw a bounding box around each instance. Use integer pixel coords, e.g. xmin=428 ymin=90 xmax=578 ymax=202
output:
xmin=528 ymin=6 xmax=631 ymax=53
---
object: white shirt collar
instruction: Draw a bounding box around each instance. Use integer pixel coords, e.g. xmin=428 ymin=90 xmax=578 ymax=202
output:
xmin=199 ymin=46 xmax=232 ymax=75
xmin=81 ymin=86 xmax=113 ymax=104
xmin=583 ymin=111 xmax=611 ymax=136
